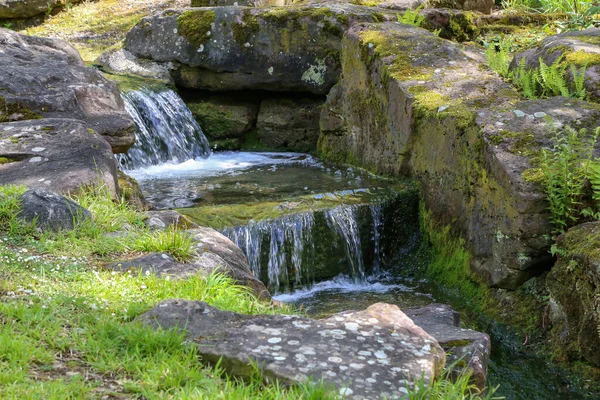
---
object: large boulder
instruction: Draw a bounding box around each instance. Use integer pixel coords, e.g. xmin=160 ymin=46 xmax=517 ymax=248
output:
xmin=95 ymin=48 xmax=174 ymax=85
xmin=107 ymin=252 xmax=211 ymax=280
xmin=140 ymin=300 xmax=446 ymax=398
xmin=510 ymin=28 xmax=600 ymax=101
xmin=18 ymin=188 xmax=91 ymax=232
xmin=122 ymin=5 xmax=393 ymax=94
xmin=256 ymin=97 xmax=323 ymax=152
xmin=0 ymin=28 xmax=134 ymax=153
xmin=546 ymin=222 xmax=600 ymax=367
xmin=0 ymin=119 xmax=119 ymax=196
xmin=318 ymin=22 xmax=600 ymax=288
xmin=186 ymin=227 xmax=271 ymax=299
xmin=0 ymin=0 xmax=81 ymax=19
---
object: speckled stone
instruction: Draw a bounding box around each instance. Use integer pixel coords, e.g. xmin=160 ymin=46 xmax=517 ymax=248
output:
xmin=140 ymin=300 xmax=446 ymax=399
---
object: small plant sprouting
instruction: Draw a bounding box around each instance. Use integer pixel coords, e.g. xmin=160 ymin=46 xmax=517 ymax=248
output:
xmin=397 ymin=6 xmax=425 ymax=27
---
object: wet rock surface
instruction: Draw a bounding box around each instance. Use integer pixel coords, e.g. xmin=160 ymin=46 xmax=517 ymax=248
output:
xmin=0 ymin=119 xmax=119 ymax=196
xmin=18 ymin=188 xmax=91 ymax=232
xmin=0 ymin=28 xmax=134 ymax=153
xmin=405 ymin=304 xmax=491 ymax=390
xmin=140 ymin=300 xmax=446 ymax=399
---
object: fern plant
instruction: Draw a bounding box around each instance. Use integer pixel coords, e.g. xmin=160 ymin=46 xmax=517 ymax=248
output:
xmin=538 ymin=56 xmax=570 ymax=97
xmin=540 ymin=126 xmax=600 ymax=234
xmin=397 ymin=6 xmax=425 ymax=27
xmin=511 ymin=58 xmax=541 ymax=99
xmin=484 ymin=39 xmax=512 ymax=78
xmin=570 ymin=63 xmax=587 ymax=100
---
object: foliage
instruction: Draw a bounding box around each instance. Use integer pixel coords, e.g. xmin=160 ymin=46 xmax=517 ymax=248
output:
xmin=502 ymin=0 xmax=596 ymax=15
xmin=484 ymin=38 xmax=512 ymax=78
xmin=397 ymin=6 xmax=425 ymax=27
xmin=509 ymin=56 xmax=587 ymax=99
xmin=539 ymin=126 xmax=600 ymax=234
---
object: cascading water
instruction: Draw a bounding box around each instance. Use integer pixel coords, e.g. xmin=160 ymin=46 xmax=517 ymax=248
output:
xmin=116 ymin=88 xmax=211 ymax=170
xmin=370 ymin=204 xmax=383 ymax=275
xmin=224 ymin=204 xmax=385 ymax=294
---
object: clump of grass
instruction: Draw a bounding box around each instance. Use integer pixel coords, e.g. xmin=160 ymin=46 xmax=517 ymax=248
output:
xmin=0 ymin=185 xmax=36 ymax=236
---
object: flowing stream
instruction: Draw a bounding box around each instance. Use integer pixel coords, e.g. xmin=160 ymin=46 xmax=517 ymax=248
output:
xmin=119 ymin=86 xmax=591 ymax=400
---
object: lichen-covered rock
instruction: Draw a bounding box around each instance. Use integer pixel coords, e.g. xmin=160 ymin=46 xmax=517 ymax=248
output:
xmin=107 ymin=252 xmax=211 ymax=279
xmin=18 ymin=188 xmax=91 ymax=232
xmin=0 ymin=0 xmax=81 ymax=19
xmin=0 ymin=28 xmax=134 ymax=153
xmin=183 ymin=92 xmax=259 ymax=139
xmin=123 ymin=5 xmax=393 ymax=94
xmin=318 ymin=22 xmax=600 ymax=288
xmin=140 ymin=300 xmax=446 ymax=398
xmin=256 ymin=97 xmax=323 ymax=152
xmin=546 ymin=222 xmax=600 ymax=367
xmin=186 ymin=226 xmax=270 ymax=299
xmin=191 ymin=0 xmax=257 ymax=6
xmin=510 ymin=28 xmax=600 ymax=101
xmin=405 ymin=304 xmax=491 ymax=390
xmin=0 ymin=119 xmax=119 ymax=196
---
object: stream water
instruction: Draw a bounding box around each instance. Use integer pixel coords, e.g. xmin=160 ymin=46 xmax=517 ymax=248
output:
xmin=119 ymin=86 xmax=594 ymax=400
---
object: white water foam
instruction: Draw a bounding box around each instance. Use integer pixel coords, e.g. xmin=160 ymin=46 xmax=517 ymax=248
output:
xmin=128 ymin=151 xmax=322 ymax=181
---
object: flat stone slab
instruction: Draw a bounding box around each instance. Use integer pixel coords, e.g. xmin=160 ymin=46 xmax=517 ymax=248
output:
xmin=107 ymin=252 xmax=208 ymax=279
xmin=140 ymin=300 xmax=446 ymax=399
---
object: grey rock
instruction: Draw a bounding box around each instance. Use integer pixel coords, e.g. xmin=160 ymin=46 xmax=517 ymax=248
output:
xmin=406 ymin=304 xmax=491 ymax=390
xmin=145 ymin=210 xmax=199 ymax=230
xmin=124 ymin=5 xmax=393 ymax=94
xmin=0 ymin=0 xmax=81 ymax=19
xmin=18 ymin=188 xmax=91 ymax=232
xmin=256 ymin=97 xmax=323 ymax=152
xmin=140 ymin=300 xmax=446 ymax=399
xmin=107 ymin=252 xmax=209 ymax=279
xmin=0 ymin=119 xmax=119 ymax=196
xmin=186 ymin=227 xmax=270 ymax=299
xmin=0 ymin=28 xmax=134 ymax=153
xmin=425 ymin=0 xmax=493 ymax=14
xmin=95 ymin=48 xmax=174 ymax=84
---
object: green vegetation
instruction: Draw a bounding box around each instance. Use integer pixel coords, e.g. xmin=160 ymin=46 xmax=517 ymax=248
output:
xmin=538 ymin=126 xmax=600 ymax=234
xmin=397 ymin=6 xmax=425 ymax=27
xmin=177 ymin=10 xmax=216 ymax=48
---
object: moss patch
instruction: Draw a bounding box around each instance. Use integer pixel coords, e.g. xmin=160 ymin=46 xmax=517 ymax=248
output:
xmin=232 ymin=12 xmax=260 ymax=44
xmin=177 ymin=9 xmax=216 ymax=48
xmin=0 ymin=96 xmax=42 ymax=123
xmin=0 ymin=156 xmax=16 ymax=165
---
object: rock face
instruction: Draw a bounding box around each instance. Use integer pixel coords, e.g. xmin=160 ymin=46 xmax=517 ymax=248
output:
xmin=95 ymin=49 xmax=174 ymax=85
xmin=140 ymin=300 xmax=446 ymax=398
xmin=145 ymin=210 xmax=199 ymax=230
xmin=405 ymin=304 xmax=490 ymax=390
xmin=257 ymin=97 xmax=323 ymax=152
xmin=186 ymin=227 xmax=270 ymax=299
xmin=0 ymin=119 xmax=119 ymax=196
xmin=546 ymin=222 xmax=600 ymax=367
xmin=0 ymin=0 xmax=80 ymax=19
xmin=510 ymin=28 xmax=600 ymax=101
xmin=0 ymin=28 xmax=134 ymax=153
xmin=425 ymin=0 xmax=493 ymax=14
xmin=123 ymin=5 xmax=392 ymax=94
xmin=18 ymin=188 xmax=91 ymax=232
xmin=318 ymin=22 xmax=600 ymax=289
xmin=183 ymin=92 xmax=259 ymax=139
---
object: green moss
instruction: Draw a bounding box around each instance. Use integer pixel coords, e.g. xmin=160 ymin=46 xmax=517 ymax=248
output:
xmin=370 ymin=12 xmax=385 ymax=23
xmin=232 ymin=12 xmax=260 ymax=44
xmin=359 ymin=30 xmax=433 ymax=81
xmin=0 ymin=156 xmax=16 ymax=165
xmin=191 ymin=0 xmax=211 ymax=6
xmin=336 ymin=14 xmax=349 ymax=25
xmin=322 ymin=20 xmax=343 ymax=37
xmin=447 ymin=12 xmax=480 ymax=42
xmin=408 ymin=86 xmax=475 ymax=129
xmin=522 ymin=167 xmax=544 ymax=183
xmin=444 ymin=339 xmax=473 ymax=347
xmin=177 ymin=10 xmax=216 ymax=48
xmin=0 ymin=96 xmax=42 ymax=123
xmin=564 ymin=50 xmax=600 ymax=67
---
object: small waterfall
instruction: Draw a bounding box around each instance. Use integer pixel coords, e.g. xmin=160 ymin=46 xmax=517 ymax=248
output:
xmin=325 ymin=205 xmax=367 ymax=282
xmin=370 ymin=204 xmax=383 ymax=275
xmin=224 ymin=204 xmax=386 ymax=294
xmin=116 ymin=88 xmax=211 ymax=170
xmin=223 ymin=213 xmax=315 ymax=293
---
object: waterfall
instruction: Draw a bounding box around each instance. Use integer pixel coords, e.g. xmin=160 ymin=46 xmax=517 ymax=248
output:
xmin=370 ymin=204 xmax=383 ymax=275
xmin=223 ymin=204 xmax=384 ymax=294
xmin=223 ymin=213 xmax=315 ymax=293
xmin=116 ymin=88 xmax=211 ymax=170
xmin=325 ymin=205 xmax=366 ymax=282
